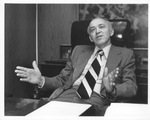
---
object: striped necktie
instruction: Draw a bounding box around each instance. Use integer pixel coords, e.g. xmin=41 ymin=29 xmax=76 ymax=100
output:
xmin=76 ymin=50 xmax=104 ymax=99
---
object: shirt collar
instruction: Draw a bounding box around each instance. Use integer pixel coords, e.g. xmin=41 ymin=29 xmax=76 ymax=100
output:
xmin=93 ymin=44 xmax=111 ymax=59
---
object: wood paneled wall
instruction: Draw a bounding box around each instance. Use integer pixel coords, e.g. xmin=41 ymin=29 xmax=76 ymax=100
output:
xmin=38 ymin=4 xmax=78 ymax=62
xmin=5 ymin=4 xmax=78 ymax=98
xmin=5 ymin=4 xmax=36 ymax=98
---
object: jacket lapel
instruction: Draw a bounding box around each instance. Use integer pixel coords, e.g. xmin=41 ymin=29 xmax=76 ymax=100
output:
xmin=106 ymin=45 xmax=122 ymax=73
xmin=72 ymin=47 xmax=94 ymax=83
xmin=64 ymin=45 xmax=94 ymax=90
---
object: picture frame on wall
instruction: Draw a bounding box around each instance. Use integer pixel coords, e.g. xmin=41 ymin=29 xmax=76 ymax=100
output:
xmin=60 ymin=44 xmax=72 ymax=59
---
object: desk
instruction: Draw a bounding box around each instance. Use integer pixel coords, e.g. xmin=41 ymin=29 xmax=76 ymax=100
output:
xmin=5 ymin=97 xmax=149 ymax=117
xmin=5 ymin=97 xmax=108 ymax=116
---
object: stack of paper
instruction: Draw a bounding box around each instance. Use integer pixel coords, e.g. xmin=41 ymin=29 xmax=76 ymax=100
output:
xmin=105 ymin=103 xmax=149 ymax=118
xmin=27 ymin=101 xmax=91 ymax=117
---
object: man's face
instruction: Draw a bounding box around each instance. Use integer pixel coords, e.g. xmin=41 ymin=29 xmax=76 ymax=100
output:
xmin=88 ymin=18 xmax=114 ymax=48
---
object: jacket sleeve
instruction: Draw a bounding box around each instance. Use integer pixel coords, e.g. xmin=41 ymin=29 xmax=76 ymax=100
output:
xmin=40 ymin=46 xmax=79 ymax=92
xmin=106 ymin=50 xmax=138 ymax=101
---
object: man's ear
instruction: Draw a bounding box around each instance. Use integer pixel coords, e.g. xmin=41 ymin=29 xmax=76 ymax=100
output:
xmin=110 ymin=29 xmax=114 ymax=36
xmin=89 ymin=36 xmax=93 ymax=42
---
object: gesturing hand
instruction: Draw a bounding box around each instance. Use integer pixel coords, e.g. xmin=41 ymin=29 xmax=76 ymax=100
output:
xmin=102 ymin=67 xmax=119 ymax=93
xmin=15 ymin=61 xmax=43 ymax=86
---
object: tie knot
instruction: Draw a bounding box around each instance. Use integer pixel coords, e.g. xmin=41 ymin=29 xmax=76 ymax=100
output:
xmin=97 ymin=50 xmax=104 ymax=56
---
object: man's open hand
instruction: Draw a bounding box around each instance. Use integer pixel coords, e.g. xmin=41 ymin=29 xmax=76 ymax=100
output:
xmin=15 ymin=61 xmax=44 ymax=86
xmin=102 ymin=67 xmax=119 ymax=93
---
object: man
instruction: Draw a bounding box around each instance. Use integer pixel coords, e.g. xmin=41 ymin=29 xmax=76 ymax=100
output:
xmin=15 ymin=17 xmax=137 ymax=106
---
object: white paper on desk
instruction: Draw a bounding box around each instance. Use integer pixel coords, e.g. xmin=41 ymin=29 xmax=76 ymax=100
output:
xmin=105 ymin=103 xmax=149 ymax=117
xmin=27 ymin=101 xmax=91 ymax=117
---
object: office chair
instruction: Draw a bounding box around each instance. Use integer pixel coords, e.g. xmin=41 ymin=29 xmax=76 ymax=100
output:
xmin=71 ymin=19 xmax=131 ymax=50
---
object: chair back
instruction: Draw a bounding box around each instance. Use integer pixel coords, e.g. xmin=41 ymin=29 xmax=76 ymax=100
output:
xmin=71 ymin=19 xmax=131 ymax=50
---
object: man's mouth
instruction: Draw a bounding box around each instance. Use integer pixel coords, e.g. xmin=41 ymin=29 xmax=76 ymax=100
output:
xmin=96 ymin=35 xmax=103 ymax=39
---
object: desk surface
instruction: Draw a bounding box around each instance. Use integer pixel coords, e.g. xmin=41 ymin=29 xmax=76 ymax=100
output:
xmin=5 ymin=97 xmax=48 ymax=116
xmin=5 ymin=97 xmax=149 ymax=117
xmin=5 ymin=97 xmax=108 ymax=116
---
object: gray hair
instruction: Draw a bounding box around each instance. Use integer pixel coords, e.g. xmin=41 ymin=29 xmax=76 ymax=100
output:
xmin=87 ymin=17 xmax=113 ymax=34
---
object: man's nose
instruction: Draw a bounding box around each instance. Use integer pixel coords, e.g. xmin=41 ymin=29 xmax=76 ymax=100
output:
xmin=96 ymin=27 xmax=101 ymax=33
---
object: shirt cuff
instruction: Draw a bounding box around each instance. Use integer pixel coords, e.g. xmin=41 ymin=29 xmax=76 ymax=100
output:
xmin=38 ymin=76 xmax=45 ymax=88
xmin=106 ymin=87 xmax=117 ymax=101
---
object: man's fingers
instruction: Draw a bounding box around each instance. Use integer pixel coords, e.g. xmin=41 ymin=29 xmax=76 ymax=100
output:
xmin=16 ymin=66 xmax=29 ymax=72
xmin=16 ymin=73 xmax=28 ymax=78
xmin=110 ymin=82 xmax=115 ymax=86
xmin=15 ymin=70 xmax=26 ymax=74
xmin=32 ymin=61 xmax=39 ymax=71
xmin=108 ymin=67 xmax=120 ymax=81
xmin=115 ymin=74 xmax=118 ymax=77
xmin=20 ymin=78 xmax=29 ymax=82
xmin=104 ymin=67 xmax=108 ymax=77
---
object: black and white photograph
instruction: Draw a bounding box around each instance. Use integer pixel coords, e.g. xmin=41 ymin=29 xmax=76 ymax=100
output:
xmin=1 ymin=0 xmax=149 ymax=120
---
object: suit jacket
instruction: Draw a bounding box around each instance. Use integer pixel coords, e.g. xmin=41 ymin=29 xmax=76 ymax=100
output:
xmin=41 ymin=45 xmax=137 ymax=102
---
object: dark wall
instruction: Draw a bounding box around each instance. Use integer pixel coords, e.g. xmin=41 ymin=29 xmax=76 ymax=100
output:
xmin=5 ymin=4 xmax=36 ymax=98
xmin=5 ymin=4 xmax=78 ymax=98
xmin=38 ymin=4 xmax=78 ymax=62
